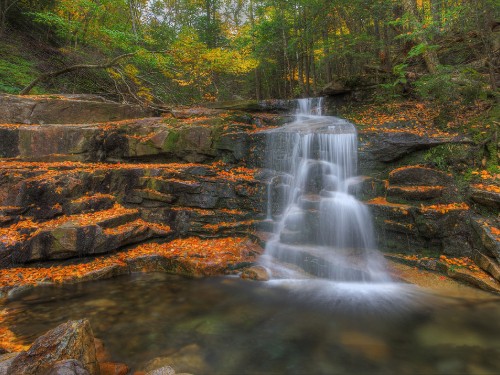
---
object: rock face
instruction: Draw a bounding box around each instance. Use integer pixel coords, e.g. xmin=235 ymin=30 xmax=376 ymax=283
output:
xmin=8 ymin=319 xmax=99 ymax=375
xmin=0 ymin=95 xmax=498 ymax=291
xmin=359 ymin=130 xmax=460 ymax=164
xmin=0 ymin=94 xmax=154 ymax=124
xmin=355 ymin=125 xmax=499 ymax=284
xmin=385 ymin=166 xmax=457 ymax=204
xmin=0 ymin=115 xmax=271 ymax=165
xmin=0 ymin=96 xmax=272 ymax=268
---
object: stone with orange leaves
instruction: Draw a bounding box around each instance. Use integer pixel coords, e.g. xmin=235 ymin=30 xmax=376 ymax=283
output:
xmin=8 ymin=319 xmax=99 ymax=375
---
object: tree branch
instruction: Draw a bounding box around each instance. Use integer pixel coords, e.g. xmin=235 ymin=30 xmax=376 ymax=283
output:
xmin=19 ymin=50 xmax=168 ymax=95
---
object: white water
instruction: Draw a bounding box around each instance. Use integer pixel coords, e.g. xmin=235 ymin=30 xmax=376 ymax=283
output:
xmin=262 ymin=98 xmax=390 ymax=283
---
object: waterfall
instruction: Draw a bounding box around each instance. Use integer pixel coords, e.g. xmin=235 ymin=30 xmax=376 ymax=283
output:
xmin=262 ymin=98 xmax=390 ymax=283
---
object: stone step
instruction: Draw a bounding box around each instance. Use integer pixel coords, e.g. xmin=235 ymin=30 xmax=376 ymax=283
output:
xmin=266 ymin=244 xmax=378 ymax=281
xmin=298 ymin=194 xmax=321 ymax=210
xmin=470 ymin=184 xmax=500 ymax=210
xmin=348 ymin=176 xmax=386 ymax=200
xmin=388 ymin=166 xmax=453 ymax=186
xmin=0 ymin=110 xmax=263 ymax=164
xmin=387 ymin=185 xmax=445 ymax=201
xmin=0 ymin=205 xmax=171 ymax=266
xmin=68 ymin=194 xmax=115 ymax=215
xmin=0 ymin=206 xmax=24 ymax=227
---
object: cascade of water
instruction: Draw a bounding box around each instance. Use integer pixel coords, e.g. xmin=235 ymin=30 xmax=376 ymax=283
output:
xmin=262 ymin=98 xmax=390 ymax=283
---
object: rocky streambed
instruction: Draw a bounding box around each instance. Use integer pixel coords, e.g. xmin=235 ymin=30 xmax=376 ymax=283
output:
xmin=0 ymin=94 xmax=499 ymax=374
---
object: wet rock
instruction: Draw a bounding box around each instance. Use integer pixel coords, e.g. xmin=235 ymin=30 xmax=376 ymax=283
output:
xmin=9 ymin=319 xmax=99 ymax=375
xmin=78 ymin=265 xmax=130 ymax=282
xmin=131 ymin=189 xmax=176 ymax=204
xmin=413 ymin=207 xmax=468 ymax=239
xmin=46 ymin=360 xmax=90 ymax=375
xmin=0 ymin=128 xmax=19 ymax=158
xmin=349 ymin=177 xmax=386 ymax=200
xmin=241 ymin=265 xmax=270 ymax=281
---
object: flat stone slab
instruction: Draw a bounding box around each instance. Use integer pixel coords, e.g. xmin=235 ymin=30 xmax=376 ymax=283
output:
xmin=0 ymin=94 xmax=154 ymax=125
xmin=385 ymin=254 xmax=500 ymax=294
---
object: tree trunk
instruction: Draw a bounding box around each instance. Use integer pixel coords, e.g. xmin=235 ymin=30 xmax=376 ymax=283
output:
xmin=0 ymin=0 xmax=20 ymax=36
xmin=402 ymin=0 xmax=440 ymax=74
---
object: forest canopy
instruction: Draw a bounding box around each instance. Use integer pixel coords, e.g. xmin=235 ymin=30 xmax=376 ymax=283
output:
xmin=0 ymin=0 xmax=498 ymax=104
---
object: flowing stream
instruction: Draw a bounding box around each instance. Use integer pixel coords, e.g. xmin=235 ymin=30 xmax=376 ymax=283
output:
xmin=4 ymin=273 xmax=500 ymax=374
xmin=261 ymin=98 xmax=389 ymax=284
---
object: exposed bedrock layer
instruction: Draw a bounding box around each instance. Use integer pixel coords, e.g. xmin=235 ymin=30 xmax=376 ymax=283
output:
xmin=0 ymin=95 xmax=498 ymax=291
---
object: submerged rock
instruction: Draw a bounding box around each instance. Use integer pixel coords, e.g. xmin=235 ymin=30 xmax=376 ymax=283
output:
xmin=240 ymin=265 xmax=270 ymax=281
xmin=99 ymin=361 xmax=129 ymax=375
xmin=45 ymin=360 xmax=90 ymax=375
xmin=146 ymin=366 xmax=175 ymax=375
xmin=144 ymin=344 xmax=209 ymax=374
xmin=8 ymin=319 xmax=99 ymax=375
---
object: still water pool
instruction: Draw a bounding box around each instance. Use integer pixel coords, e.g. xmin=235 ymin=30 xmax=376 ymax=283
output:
xmin=4 ymin=273 xmax=500 ymax=374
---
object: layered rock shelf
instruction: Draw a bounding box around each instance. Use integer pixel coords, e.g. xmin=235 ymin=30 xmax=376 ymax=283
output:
xmin=0 ymin=95 xmax=499 ymax=293
xmin=349 ymin=106 xmax=500 ymax=289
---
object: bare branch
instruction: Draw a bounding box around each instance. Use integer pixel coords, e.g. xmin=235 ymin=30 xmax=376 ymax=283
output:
xmin=19 ymin=50 xmax=168 ymax=95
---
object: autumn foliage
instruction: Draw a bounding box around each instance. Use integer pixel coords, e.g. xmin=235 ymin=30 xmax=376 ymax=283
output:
xmin=0 ymin=237 xmax=260 ymax=290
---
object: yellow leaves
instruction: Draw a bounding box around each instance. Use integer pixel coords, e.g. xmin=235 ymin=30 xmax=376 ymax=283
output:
xmin=366 ymin=197 xmax=410 ymax=214
xmin=0 ymin=309 xmax=29 ymax=352
xmin=72 ymin=193 xmax=114 ymax=204
xmin=0 ymin=204 xmax=138 ymax=247
xmin=106 ymin=68 xmax=121 ymax=80
xmin=472 ymin=184 xmax=500 ymax=193
xmin=347 ymin=100 xmax=490 ymax=138
xmin=169 ymin=28 xmax=257 ymax=99
xmin=0 ymin=237 xmax=256 ymax=289
xmin=420 ymin=202 xmax=469 ymax=213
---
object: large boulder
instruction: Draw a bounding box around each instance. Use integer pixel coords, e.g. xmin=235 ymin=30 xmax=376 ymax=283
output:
xmin=8 ymin=319 xmax=99 ymax=375
xmin=359 ymin=131 xmax=459 ymax=163
xmin=388 ymin=166 xmax=453 ymax=186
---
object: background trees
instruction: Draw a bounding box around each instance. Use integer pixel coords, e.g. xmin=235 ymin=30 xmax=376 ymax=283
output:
xmin=0 ymin=0 xmax=498 ymax=104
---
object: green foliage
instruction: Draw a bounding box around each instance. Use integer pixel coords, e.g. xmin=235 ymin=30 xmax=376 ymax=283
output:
xmin=414 ymin=66 xmax=487 ymax=104
xmin=1 ymin=0 xmax=498 ymax=104
xmin=0 ymin=43 xmax=38 ymax=94
xmin=423 ymin=144 xmax=470 ymax=171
